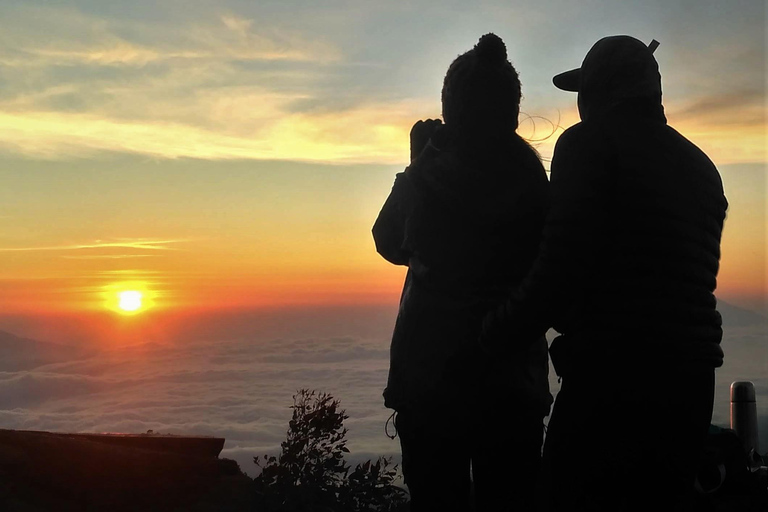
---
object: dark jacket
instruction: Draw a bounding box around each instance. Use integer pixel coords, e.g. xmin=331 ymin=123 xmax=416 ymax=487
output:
xmin=481 ymin=95 xmax=728 ymax=373
xmin=373 ymin=129 xmax=552 ymax=417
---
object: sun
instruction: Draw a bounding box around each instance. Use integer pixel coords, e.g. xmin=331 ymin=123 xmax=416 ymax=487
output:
xmin=118 ymin=290 xmax=143 ymax=312
xmin=103 ymin=282 xmax=154 ymax=315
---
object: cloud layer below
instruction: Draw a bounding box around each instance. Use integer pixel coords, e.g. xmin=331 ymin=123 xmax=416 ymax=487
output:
xmin=0 ymin=302 xmax=765 ymax=476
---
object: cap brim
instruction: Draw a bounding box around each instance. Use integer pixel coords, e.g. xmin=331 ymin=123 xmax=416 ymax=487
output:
xmin=553 ymin=68 xmax=581 ymax=92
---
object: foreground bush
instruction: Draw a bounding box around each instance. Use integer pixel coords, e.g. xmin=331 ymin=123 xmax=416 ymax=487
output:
xmin=253 ymin=389 xmax=409 ymax=512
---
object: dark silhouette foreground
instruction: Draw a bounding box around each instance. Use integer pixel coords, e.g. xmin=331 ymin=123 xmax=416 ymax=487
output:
xmin=0 ymin=429 xmax=250 ymax=511
xmin=254 ymin=389 xmax=408 ymax=512
xmin=481 ymin=35 xmax=729 ymax=511
xmin=374 ymin=33 xmax=551 ymax=511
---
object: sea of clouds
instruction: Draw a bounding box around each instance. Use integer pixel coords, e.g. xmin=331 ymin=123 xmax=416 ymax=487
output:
xmin=0 ymin=332 xmax=399 ymax=475
xmin=0 ymin=303 xmax=765 ymax=476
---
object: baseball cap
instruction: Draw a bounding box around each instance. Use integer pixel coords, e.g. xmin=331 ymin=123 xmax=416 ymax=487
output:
xmin=553 ymin=36 xmax=661 ymax=95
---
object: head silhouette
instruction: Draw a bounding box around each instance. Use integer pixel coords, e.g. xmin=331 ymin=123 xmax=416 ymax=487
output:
xmin=441 ymin=33 xmax=521 ymax=140
xmin=553 ymin=35 xmax=663 ymax=121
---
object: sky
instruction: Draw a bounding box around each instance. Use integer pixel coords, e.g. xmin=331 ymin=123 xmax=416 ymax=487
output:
xmin=0 ymin=0 xmax=765 ymax=476
xmin=0 ymin=0 xmax=765 ymax=334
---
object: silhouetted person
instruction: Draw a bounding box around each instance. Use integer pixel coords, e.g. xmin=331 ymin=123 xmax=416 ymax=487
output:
xmin=480 ymin=35 xmax=728 ymax=511
xmin=373 ymin=33 xmax=552 ymax=511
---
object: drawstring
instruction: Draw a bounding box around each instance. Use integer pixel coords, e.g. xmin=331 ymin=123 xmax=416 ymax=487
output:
xmin=385 ymin=411 xmax=398 ymax=439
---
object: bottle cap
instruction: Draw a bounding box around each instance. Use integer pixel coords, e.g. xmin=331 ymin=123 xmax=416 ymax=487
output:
xmin=731 ymin=381 xmax=756 ymax=402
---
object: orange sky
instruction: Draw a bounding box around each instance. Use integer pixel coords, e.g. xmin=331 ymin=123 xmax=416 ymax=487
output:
xmin=0 ymin=1 xmax=764 ymax=331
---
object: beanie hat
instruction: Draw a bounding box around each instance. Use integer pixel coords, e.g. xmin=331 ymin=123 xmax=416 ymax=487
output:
xmin=441 ymin=33 xmax=522 ymax=135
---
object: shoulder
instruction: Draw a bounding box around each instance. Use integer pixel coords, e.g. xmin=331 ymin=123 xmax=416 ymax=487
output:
xmin=552 ymin=121 xmax=608 ymax=156
xmin=551 ymin=121 xmax=606 ymax=170
xmin=552 ymin=123 xmax=593 ymax=171
xmin=664 ymin=125 xmax=727 ymax=205
xmin=553 ymin=122 xmax=585 ymax=148
xmin=549 ymin=121 xmax=616 ymax=193
xmin=664 ymin=125 xmax=718 ymax=168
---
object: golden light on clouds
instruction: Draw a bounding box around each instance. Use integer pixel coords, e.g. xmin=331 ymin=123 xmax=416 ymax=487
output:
xmin=0 ymin=238 xmax=186 ymax=253
xmin=0 ymin=96 xmax=739 ymax=167
xmin=0 ymin=104 xmax=419 ymax=164
xmin=670 ymin=119 xmax=766 ymax=166
xmin=0 ymin=4 xmax=760 ymax=168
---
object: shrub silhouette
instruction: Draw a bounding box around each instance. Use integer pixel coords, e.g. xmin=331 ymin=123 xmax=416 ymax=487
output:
xmin=253 ymin=389 xmax=409 ymax=511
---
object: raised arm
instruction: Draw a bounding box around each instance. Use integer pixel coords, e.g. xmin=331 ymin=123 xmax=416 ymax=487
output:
xmin=372 ymin=172 xmax=415 ymax=266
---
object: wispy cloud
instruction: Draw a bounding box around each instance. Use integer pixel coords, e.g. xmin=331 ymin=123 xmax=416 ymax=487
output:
xmin=666 ymin=90 xmax=766 ymax=165
xmin=0 ymin=4 xmax=416 ymax=164
xmin=0 ymin=7 xmax=340 ymax=68
xmin=26 ymin=45 xmax=195 ymax=67
xmin=669 ymin=89 xmax=765 ymax=127
xmin=60 ymin=254 xmax=159 ymax=260
xmin=94 ymin=269 xmax=165 ymax=275
xmin=0 ymin=102 xmax=418 ymax=164
xmin=0 ymin=2 xmax=761 ymax=167
xmin=0 ymin=239 xmax=189 ymax=253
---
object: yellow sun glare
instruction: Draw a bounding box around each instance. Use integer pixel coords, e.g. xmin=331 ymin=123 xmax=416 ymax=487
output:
xmin=118 ymin=290 xmax=143 ymax=312
xmin=103 ymin=281 xmax=155 ymax=315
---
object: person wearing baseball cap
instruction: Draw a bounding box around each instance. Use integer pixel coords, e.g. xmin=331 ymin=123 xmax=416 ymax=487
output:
xmin=480 ymin=35 xmax=728 ymax=510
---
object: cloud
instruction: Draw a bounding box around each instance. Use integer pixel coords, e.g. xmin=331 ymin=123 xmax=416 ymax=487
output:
xmin=221 ymin=14 xmax=254 ymax=36
xmin=18 ymin=26 xmax=334 ymax=67
xmin=27 ymin=44 xmax=167 ymax=67
xmin=669 ymin=89 xmax=765 ymax=127
xmin=0 ymin=1 xmax=763 ymax=168
xmin=0 ymin=102 xmax=416 ymax=163
xmin=0 ymin=310 xmax=765 ymax=477
xmin=0 ymin=372 xmax=103 ymax=408
xmin=0 ymin=238 xmax=189 ymax=253
xmin=61 ymin=254 xmax=158 ymax=260
xmin=95 ymin=270 xmax=165 ymax=275
xmin=260 ymin=336 xmax=390 ymax=364
xmin=0 ymin=329 xmax=396 ymax=475
xmin=214 ymin=14 xmax=334 ymax=62
xmin=664 ymin=91 xmax=766 ymax=165
xmin=0 ymin=5 xmax=340 ymax=68
xmin=0 ymin=3 xmax=420 ymax=164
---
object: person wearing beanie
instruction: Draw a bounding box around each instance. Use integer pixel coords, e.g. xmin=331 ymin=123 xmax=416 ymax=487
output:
xmin=373 ymin=33 xmax=552 ymax=511
xmin=480 ymin=36 xmax=728 ymax=510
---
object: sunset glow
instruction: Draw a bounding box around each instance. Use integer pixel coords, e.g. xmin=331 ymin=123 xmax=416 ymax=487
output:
xmin=118 ymin=291 xmax=143 ymax=312
xmin=0 ymin=1 xmax=762 ymax=337
xmin=0 ymin=3 xmax=763 ymax=494
xmin=102 ymin=282 xmax=155 ymax=316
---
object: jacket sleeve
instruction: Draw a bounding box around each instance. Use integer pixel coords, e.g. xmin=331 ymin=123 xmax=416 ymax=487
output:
xmin=372 ymin=172 xmax=414 ymax=266
xmin=480 ymin=125 xmax=613 ymax=352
